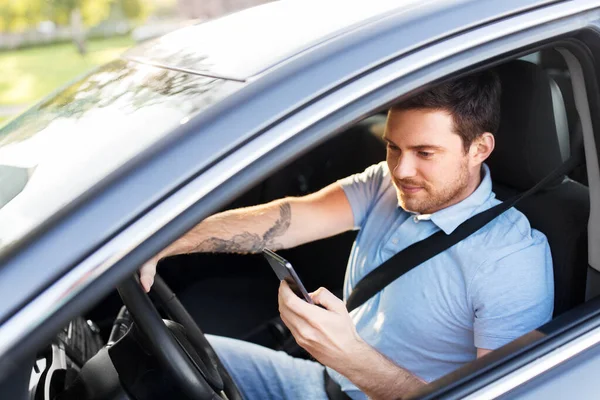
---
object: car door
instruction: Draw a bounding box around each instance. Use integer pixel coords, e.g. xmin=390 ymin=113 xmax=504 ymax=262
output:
xmin=2 ymin=1 xmax=600 ymax=398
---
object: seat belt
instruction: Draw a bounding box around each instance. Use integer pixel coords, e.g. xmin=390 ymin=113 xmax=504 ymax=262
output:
xmin=346 ymin=153 xmax=583 ymax=313
xmin=325 ymin=154 xmax=583 ymax=400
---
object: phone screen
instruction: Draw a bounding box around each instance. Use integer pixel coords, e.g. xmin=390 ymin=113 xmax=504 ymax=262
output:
xmin=262 ymin=249 xmax=314 ymax=304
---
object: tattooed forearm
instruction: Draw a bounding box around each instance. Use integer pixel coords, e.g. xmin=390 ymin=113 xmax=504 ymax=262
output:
xmin=263 ymin=202 xmax=291 ymax=246
xmin=194 ymin=202 xmax=292 ymax=254
xmin=194 ymin=233 xmax=263 ymax=253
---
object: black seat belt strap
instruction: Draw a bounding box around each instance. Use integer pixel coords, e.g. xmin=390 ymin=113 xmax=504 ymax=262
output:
xmin=346 ymin=154 xmax=583 ymax=313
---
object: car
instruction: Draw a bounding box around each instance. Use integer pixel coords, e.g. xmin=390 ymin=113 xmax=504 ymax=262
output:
xmin=1 ymin=0 xmax=600 ymax=398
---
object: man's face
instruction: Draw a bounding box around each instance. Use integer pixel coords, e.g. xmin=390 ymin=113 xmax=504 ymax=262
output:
xmin=384 ymin=108 xmax=479 ymax=214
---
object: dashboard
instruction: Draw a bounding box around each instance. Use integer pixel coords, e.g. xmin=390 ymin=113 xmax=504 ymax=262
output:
xmin=29 ymin=317 xmax=104 ymax=399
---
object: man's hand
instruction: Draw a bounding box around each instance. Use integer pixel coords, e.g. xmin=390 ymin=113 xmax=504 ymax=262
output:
xmin=279 ymin=281 xmax=426 ymax=399
xmin=139 ymin=255 xmax=160 ymax=293
xmin=278 ymin=281 xmax=367 ymax=372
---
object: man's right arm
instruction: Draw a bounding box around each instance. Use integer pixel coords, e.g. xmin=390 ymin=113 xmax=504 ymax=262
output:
xmin=139 ymin=182 xmax=354 ymax=291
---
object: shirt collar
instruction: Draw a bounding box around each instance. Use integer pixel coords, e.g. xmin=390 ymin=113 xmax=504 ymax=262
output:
xmin=413 ymin=163 xmax=494 ymax=235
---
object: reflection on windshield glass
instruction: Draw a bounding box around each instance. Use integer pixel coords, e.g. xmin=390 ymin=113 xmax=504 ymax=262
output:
xmin=0 ymin=59 xmax=236 ymax=253
xmin=124 ymin=0 xmax=418 ymax=80
xmin=0 ymin=165 xmax=30 ymax=209
xmin=0 ymin=59 xmax=222 ymax=147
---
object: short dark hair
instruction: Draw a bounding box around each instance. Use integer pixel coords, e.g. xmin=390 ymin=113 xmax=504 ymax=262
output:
xmin=393 ymin=70 xmax=501 ymax=152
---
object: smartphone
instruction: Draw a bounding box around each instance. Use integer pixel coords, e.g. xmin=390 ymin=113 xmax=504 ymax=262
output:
xmin=262 ymin=248 xmax=314 ymax=304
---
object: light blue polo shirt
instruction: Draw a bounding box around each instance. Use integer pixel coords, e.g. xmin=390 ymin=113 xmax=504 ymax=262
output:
xmin=327 ymin=161 xmax=553 ymax=398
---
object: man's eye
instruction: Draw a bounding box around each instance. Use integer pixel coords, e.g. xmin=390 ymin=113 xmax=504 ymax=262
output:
xmin=387 ymin=143 xmax=399 ymax=151
xmin=418 ymin=151 xmax=433 ymax=158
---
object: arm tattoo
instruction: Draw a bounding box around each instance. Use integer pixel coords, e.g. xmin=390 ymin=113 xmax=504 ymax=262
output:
xmin=263 ymin=202 xmax=291 ymax=244
xmin=195 ymin=202 xmax=292 ymax=253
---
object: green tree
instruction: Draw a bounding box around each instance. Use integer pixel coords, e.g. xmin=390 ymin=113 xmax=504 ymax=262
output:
xmin=120 ymin=0 xmax=148 ymax=20
xmin=0 ymin=0 xmax=149 ymax=54
xmin=48 ymin=0 xmax=139 ymax=55
xmin=0 ymin=0 xmax=45 ymax=32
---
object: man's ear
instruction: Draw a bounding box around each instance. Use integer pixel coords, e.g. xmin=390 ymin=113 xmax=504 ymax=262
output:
xmin=470 ymin=132 xmax=495 ymax=163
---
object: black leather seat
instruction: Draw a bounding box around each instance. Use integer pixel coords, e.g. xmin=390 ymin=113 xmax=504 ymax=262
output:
xmin=488 ymin=60 xmax=590 ymax=316
xmin=261 ymin=114 xmax=386 ymax=291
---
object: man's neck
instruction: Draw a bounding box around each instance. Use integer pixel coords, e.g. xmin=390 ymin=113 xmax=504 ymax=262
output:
xmin=461 ymin=165 xmax=484 ymax=203
xmin=426 ymin=165 xmax=484 ymax=214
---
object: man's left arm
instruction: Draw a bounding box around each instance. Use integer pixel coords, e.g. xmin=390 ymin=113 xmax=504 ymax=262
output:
xmin=477 ymin=348 xmax=493 ymax=358
xmin=278 ymin=281 xmax=425 ymax=400
xmin=279 ymin=283 xmax=500 ymax=399
xmin=344 ymin=347 xmax=493 ymax=399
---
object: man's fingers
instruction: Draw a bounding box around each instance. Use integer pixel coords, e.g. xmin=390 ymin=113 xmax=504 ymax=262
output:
xmin=278 ymin=281 xmax=303 ymax=313
xmin=139 ymin=260 xmax=157 ymax=293
xmin=310 ymin=287 xmax=346 ymax=313
xmin=279 ymin=304 xmax=303 ymax=334
xmin=278 ymin=281 xmax=317 ymax=315
xmin=278 ymin=282 xmax=308 ymax=331
xmin=140 ymin=275 xmax=154 ymax=293
xmin=278 ymin=283 xmax=323 ymax=349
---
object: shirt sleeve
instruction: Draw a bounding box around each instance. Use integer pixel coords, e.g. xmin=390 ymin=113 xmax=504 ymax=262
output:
xmin=470 ymin=239 xmax=554 ymax=350
xmin=337 ymin=162 xmax=387 ymax=229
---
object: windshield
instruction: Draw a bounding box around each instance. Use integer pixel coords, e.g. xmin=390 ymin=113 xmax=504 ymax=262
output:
xmin=0 ymin=59 xmax=237 ymax=254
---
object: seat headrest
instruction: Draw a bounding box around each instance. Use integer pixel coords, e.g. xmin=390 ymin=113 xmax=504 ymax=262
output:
xmin=540 ymin=49 xmax=568 ymax=71
xmin=487 ymin=60 xmax=567 ymax=190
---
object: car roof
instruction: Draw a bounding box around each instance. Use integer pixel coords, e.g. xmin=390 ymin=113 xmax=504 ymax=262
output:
xmin=123 ymin=0 xmax=561 ymax=81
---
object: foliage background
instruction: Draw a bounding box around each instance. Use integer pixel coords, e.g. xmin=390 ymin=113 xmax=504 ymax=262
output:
xmin=0 ymin=0 xmax=149 ymax=33
xmin=0 ymin=0 xmax=272 ymax=126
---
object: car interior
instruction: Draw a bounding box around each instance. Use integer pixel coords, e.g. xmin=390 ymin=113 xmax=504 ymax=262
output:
xmin=25 ymin=45 xmax=594 ymax=399
xmin=152 ymin=49 xmax=590 ymax=335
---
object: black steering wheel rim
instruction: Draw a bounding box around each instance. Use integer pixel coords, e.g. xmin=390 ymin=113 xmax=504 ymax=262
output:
xmin=117 ymin=274 xmax=243 ymax=400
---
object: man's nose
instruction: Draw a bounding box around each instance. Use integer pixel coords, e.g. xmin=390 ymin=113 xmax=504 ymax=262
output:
xmin=393 ymin=155 xmax=417 ymax=179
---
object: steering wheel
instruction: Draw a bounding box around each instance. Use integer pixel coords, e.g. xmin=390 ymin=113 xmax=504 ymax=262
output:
xmin=117 ymin=274 xmax=243 ymax=400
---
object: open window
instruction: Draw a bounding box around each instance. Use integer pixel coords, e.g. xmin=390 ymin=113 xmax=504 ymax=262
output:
xmin=14 ymin=8 xmax=600 ymax=400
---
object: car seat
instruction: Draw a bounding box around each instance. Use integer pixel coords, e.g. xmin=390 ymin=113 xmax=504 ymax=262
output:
xmin=540 ymin=48 xmax=587 ymax=185
xmin=488 ymin=60 xmax=590 ymax=316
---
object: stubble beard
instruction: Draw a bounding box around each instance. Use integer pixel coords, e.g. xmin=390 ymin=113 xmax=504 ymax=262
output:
xmin=396 ymin=160 xmax=470 ymax=214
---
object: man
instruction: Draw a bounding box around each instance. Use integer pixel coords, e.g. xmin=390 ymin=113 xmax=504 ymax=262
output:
xmin=139 ymin=70 xmax=553 ymax=399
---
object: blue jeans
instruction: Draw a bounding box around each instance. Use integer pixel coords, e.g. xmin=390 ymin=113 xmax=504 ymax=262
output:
xmin=208 ymin=334 xmax=329 ymax=400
